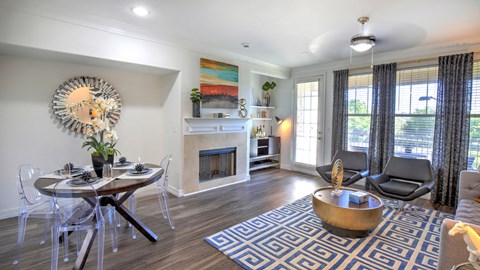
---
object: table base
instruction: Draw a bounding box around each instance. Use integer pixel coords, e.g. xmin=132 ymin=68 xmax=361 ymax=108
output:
xmin=323 ymin=222 xmax=372 ymax=238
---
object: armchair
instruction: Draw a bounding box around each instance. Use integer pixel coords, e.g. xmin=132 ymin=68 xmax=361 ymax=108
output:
xmin=366 ymin=156 xmax=434 ymax=209
xmin=316 ymin=150 xmax=369 ymax=186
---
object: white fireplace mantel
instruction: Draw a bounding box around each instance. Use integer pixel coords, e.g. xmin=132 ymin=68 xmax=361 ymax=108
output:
xmin=184 ymin=117 xmax=250 ymax=135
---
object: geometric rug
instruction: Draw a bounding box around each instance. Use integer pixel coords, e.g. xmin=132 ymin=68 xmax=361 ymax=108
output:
xmin=204 ymin=195 xmax=454 ymax=270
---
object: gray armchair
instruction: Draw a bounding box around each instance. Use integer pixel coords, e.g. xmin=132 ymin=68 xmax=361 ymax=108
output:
xmin=316 ymin=150 xmax=369 ymax=186
xmin=366 ymin=156 xmax=434 ymax=207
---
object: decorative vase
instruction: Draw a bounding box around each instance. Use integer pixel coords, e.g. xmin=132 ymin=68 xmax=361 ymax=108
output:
xmin=91 ymin=154 xmax=114 ymax=178
xmin=192 ymin=102 xmax=201 ymax=118
xmin=263 ymin=91 xmax=271 ymax=107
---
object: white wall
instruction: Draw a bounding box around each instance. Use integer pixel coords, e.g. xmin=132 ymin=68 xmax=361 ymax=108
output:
xmin=0 ymin=7 xmax=290 ymax=218
xmin=0 ymin=53 xmax=179 ymax=218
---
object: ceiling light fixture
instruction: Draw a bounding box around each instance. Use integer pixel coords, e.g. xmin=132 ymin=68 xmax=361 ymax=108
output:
xmin=132 ymin=6 xmax=150 ymax=17
xmin=350 ymin=17 xmax=375 ymax=52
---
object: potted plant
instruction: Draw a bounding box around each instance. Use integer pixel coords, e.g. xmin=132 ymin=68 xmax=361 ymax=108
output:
xmin=262 ymin=81 xmax=276 ymax=106
xmin=67 ymin=95 xmax=120 ymax=177
xmin=190 ymin=88 xmax=203 ymax=118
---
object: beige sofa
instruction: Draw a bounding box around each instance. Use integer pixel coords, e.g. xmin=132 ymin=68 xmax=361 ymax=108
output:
xmin=438 ymin=170 xmax=480 ymax=270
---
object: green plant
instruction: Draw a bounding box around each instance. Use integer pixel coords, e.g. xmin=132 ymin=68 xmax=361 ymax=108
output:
xmin=262 ymin=81 xmax=277 ymax=91
xmin=190 ymin=88 xmax=203 ymax=103
xmin=82 ymin=135 xmax=120 ymax=160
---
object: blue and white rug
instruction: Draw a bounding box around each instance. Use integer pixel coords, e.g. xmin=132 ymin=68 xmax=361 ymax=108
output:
xmin=205 ymin=196 xmax=453 ymax=270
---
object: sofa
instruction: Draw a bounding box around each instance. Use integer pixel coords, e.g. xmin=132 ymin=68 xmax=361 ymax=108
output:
xmin=438 ymin=170 xmax=480 ymax=270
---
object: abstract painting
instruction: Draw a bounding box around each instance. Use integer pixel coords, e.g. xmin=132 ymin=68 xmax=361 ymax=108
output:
xmin=200 ymin=58 xmax=238 ymax=109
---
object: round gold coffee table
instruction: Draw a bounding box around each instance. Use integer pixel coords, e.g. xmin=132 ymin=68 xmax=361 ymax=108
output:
xmin=312 ymin=186 xmax=383 ymax=238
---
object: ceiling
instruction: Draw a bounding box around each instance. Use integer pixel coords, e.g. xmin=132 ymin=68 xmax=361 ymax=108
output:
xmin=2 ymin=0 xmax=480 ymax=68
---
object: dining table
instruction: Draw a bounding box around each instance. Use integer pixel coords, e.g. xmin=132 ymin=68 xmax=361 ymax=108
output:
xmin=34 ymin=163 xmax=164 ymax=270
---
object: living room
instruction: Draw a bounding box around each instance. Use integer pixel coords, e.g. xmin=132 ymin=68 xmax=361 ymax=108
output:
xmin=0 ymin=1 xmax=480 ymax=269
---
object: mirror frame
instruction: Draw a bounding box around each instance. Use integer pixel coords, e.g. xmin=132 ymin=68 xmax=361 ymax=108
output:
xmin=52 ymin=76 xmax=122 ymax=134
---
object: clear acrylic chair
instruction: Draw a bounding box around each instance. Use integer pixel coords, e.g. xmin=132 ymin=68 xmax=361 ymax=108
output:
xmin=119 ymin=155 xmax=174 ymax=240
xmin=50 ymin=179 xmax=111 ymax=270
xmin=157 ymin=155 xmax=175 ymax=230
xmin=13 ymin=164 xmax=55 ymax=266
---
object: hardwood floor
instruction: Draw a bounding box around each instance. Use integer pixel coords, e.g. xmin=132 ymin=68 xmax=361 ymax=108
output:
xmin=0 ymin=169 xmax=455 ymax=270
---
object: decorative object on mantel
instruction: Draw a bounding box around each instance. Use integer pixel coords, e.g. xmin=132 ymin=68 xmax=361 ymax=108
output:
xmin=200 ymin=58 xmax=238 ymax=109
xmin=212 ymin=113 xmax=230 ymax=118
xmin=238 ymin=98 xmax=247 ymax=118
xmin=78 ymin=95 xmax=120 ymax=178
xmin=190 ymin=88 xmax=203 ymax=118
xmin=331 ymin=159 xmax=344 ymax=196
xmin=52 ymin=76 xmax=122 ymax=134
xmin=262 ymin=81 xmax=276 ymax=107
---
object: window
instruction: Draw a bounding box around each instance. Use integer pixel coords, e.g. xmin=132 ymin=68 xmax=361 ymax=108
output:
xmin=394 ymin=66 xmax=438 ymax=160
xmin=347 ymin=74 xmax=372 ymax=152
xmin=294 ymin=80 xmax=319 ymax=165
xmin=469 ymin=61 xmax=480 ymax=169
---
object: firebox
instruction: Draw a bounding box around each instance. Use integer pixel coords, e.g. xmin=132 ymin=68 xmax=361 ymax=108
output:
xmin=199 ymin=147 xmax=236 ymax=182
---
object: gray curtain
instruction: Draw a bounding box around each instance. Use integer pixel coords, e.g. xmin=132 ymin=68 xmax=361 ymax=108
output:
xmin=368 ymin=63 xmax=397 ymax=179
xmin=431 ymin=52 xmax=473 ymax=207
xmin=331 ymin=69 xmax=349 ymax=157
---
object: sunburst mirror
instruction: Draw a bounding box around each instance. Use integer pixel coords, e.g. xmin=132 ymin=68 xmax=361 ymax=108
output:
xmin=52 ymin=76 xmax=122 ymax=134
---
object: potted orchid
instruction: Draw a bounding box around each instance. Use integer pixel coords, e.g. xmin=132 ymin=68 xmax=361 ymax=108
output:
xmin=67 ymin=95 xmax=120 ymax=177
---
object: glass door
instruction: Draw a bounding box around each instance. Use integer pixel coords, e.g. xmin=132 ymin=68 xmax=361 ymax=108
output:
xmin=293 ymin=76 xmax=324 ymax=167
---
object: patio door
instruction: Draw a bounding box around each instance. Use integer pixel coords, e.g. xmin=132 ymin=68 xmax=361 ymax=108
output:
xmin=293 ymin=76 xmax=325 ymax=170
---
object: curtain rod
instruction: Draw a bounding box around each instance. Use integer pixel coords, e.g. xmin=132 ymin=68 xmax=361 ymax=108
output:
xmin=348 ymin=51 xmax=479 ymax=72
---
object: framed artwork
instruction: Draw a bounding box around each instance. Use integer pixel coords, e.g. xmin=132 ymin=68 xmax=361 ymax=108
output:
xmin=200 ymin=58 xmax=238 ymax=109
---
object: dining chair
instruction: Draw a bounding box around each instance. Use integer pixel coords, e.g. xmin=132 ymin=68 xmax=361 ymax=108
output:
xmin=50 ymin=180 xmax=107 ymax=270
xmin=13 ymin=164 xmax=55 ymax=267
xmin=122 ymin=155 xmax=174 ymax=240
xmin=157 ymin=154 xmax=175 ymax=230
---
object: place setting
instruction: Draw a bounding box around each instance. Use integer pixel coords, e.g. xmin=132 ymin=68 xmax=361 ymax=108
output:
xmin=115 ymin=161 xmax=161 ymax=180
xmin=42 ymin=162 xmax=85 ymax=180
xmin=44 ymin=162 xmax=116 ymax=190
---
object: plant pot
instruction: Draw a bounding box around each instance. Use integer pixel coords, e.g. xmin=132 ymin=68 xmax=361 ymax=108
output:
xmin=192 ymin=102 xmax=201 ymax=118
xmin=91 ymin=154 xmax=114 ymax=178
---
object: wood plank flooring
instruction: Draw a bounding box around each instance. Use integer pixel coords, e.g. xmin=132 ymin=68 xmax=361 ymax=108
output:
xmin=0 ymin=169 xmax=455 ymax=270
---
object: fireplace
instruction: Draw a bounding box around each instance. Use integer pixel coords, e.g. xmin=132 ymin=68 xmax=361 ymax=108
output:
xmin=199 ymin=147 xmax=236 ymax=182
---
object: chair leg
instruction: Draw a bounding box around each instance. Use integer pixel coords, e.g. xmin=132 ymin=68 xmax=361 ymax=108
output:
xmin=159 ymin=190 xmax=175 ymax=230
xmin=63 ymin=230 xmax=69 ymax=262
xmin=41 ymin=214 xmax=51 ymax=246
xmin=394 ymin=201 xmax=426 ymax=221
xmin=108 ymin=210 xmax=118 ymax=252
xmin=157 ymin=191 xmax=167 ymax=219
xmin=51 ymin=227 xmax=59 ymax=270
xmin=13 ymin=214 xmax=27 ymax=266
xmin=129 ymin=196 xmax=136 ymax=239
xmin=97 ymin=225 xmax=105 ymax=270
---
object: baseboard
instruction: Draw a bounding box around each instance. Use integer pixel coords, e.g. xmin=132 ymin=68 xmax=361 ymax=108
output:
xmin=280 ymin=163 xmax=292 ymax=170
xmin=0 ymin=207 xmax=18 ymax=220
xmin=167 ymin=185 xmax=184 ymax=197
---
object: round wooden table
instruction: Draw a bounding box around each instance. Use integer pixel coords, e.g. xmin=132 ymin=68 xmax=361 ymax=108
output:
xmin=312 ymin=186 xmax=383 ymax=238
xmin=34 ymin=164 xmax=164 ymax=270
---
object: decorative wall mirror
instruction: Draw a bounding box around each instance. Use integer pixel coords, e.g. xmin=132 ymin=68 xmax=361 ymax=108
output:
xmin=52 ymin=76 xmax=122 ymax=134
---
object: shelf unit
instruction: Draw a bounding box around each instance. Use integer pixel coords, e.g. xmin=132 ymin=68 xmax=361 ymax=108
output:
xmin=249 ymin=137 xmax=280 ymax=171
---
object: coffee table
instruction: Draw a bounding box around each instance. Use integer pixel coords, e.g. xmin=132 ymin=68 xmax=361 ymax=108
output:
xmin=312 ymin=186 xmax=383 ymax=238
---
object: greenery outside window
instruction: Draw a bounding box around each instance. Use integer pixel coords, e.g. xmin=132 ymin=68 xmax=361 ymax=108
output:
xmin=394 ymin=66 xmax=438 ymax=160
xmin=347 ymin=74 xmax=372 ymax=153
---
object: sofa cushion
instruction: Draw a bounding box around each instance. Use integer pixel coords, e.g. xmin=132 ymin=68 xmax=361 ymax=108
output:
xmin=455 ymin=199 xmax=480 ymax=226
